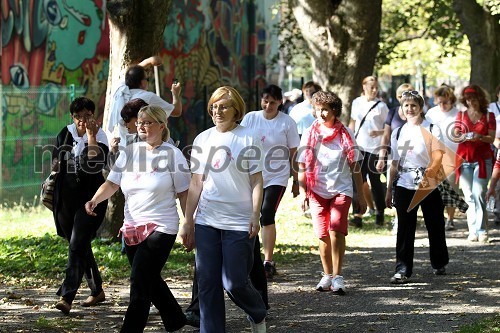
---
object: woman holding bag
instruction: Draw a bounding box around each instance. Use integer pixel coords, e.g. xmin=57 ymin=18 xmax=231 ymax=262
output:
xmin=51 ymin=97 xmax=109 ymax=314
xmin=85 ymin=105 xmax=190 ymax=332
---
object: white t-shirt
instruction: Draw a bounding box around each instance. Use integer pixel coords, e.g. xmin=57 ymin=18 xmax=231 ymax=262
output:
xmin=190 ymin=125 xmax=264 ymax=232
xmin=390 ymin=120 xmax=444 ymax=190
xmin=296 ymin=126 xmax=362 ymax=199
xmin=240 ymin=111 xmax=300 ymax=187
xmin=425 ymin=106 xmax=459 ymax=152
xmin=289 ymin=100 xmax=316 ymax=135
xmin=107 ymin=141 xmax=190 ymax=235
xmin=351 ymin=96 xmax=389 ymax=154
xmin=488 ymin=102 xmax=500 ymax=137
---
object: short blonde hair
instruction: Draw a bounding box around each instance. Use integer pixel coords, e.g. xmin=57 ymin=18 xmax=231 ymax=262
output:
xmin=207 ymin=86 xmax=246 ymax=122
xmin=396 ymin=83 xmax=414 ymax=100
xmin=137 ymin=105 xmax=170 ymax=142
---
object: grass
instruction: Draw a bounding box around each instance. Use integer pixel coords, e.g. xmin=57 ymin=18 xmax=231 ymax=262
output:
xmin=456 ymin=315 xmax=500 ymax=333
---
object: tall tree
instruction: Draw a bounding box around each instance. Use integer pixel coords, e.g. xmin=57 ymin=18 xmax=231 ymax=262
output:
xmin=98 ymin=0 xmax=172 ymax=238
xmin=288 ymin=0 xmax=382 ymax=122
xmin=453 ymin=0 xmax=500 ymax=94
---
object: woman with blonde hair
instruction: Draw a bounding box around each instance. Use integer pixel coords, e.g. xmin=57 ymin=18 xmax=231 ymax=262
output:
xmin=86 ymin=105 xmax=190 ymax=332
xmin=180 ymin=86 xmax=267 ymax=332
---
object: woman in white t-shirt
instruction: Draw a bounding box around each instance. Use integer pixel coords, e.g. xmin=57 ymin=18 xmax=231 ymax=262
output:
xmin=179 ymin=86 xmax=267 ymax=332
xmin=425 ymin=85 xmax=460 ymax=230
xmin=85 ymin=105 xmax=190 ymax=332
xmin=241 ymin=84 xmax=300 ymax=280
xmin=297 ymin=90 xmax=366 ymax=295
xmin=348 ymin=76 xmax=389 ymax=227
xmin=385 ymin=90 xmax=449 ymax=284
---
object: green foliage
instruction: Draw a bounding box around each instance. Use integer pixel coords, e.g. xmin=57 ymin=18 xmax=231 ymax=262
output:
xmin=378 ymin=0 xmax=464 ymax=68
xmin=456 ymin=314 xmax=500 ymax=333
xmin=269 ymin=0 xmax=312 ymax=79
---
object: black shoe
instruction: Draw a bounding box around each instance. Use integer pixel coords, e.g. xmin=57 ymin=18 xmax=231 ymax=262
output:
xmin=185 ymin=311 xmax=200 ymax=328
xmin=264 ymin=261 xmax=276 ymax=279
xmin=433 ymin=267 xmax=446 ymax=275
xmin=375 ymin=213 xmax=384 ymax=226
xmin=349 ymin=216 xmax=362 ymax=228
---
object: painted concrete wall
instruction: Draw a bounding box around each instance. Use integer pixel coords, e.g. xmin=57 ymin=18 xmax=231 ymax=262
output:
xmin=0 ymin=0 xmax=277 ymax=200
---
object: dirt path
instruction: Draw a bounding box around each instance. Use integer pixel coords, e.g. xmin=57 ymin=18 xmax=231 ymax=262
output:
xmin=1 ymin=216 xmax=498 ymax=332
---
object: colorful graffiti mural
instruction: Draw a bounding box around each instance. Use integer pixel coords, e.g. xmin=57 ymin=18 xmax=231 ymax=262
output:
xmin=1 ymin=0 xmax=276 ymax=201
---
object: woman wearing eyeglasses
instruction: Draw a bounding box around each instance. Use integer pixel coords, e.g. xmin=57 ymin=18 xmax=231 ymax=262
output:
xmin=52 ymin=97 xmax=109 ymax=314
xmin=85 ymin=105 xmax=190 ymax=332
xmin=179 ymin=86 xmax=267 ymax=333
xmin=454 ymin=85 xmax=495 ymax=242
xmin=385 ymin=90 xmax=449 ymax=284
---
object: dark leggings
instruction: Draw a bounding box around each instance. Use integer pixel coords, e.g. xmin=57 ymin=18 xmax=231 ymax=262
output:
xmin=393 ymin=186 xmax=449 ymax=277
xmin=260 ymin=185 xmax=286 ymax=226
xmin=121 ymin=231 xmax=186 ymax=332
xmin=352 ymin=151 xmax=386 ymax=214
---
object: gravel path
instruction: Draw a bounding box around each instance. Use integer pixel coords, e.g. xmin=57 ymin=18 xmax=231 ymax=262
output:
xmin=1 ymin=216 xmax=498 ymax=332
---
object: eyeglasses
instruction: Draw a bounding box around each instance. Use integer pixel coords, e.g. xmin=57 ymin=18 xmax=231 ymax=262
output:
xmin=73 ymin=114 xmax=92 ymax=121
xmin=135 ymin=121 xmax=158 ymax=127
xmin=210 ymin=104 xmax=233 ymax=112
xmin=143 ymin=77 xmax=150 ymax=82
xmin=401 ymin=90 xmax=420 ymax=98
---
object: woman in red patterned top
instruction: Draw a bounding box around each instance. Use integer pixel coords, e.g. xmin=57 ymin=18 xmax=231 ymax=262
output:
xmin=454 ymin=85 xmax=495 ymax=242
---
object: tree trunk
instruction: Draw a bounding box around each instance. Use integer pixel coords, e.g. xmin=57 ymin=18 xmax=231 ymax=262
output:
xmin=289 ymin=0 xmax=382 ymax=123
xmin=97 ymin=0 xmax=172 ymax=239
xmin=453 ymin=0 xmax=500 ymax=96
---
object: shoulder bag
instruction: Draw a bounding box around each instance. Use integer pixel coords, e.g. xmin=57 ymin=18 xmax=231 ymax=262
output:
xmin=354 ymin=101 xmax=381 ymax=139
xmin=41 ymin=130 xmax=69 ymax=211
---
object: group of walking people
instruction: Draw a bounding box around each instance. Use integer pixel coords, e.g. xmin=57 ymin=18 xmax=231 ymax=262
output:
xmin=48 ymin=56 xmax=499 ymax=332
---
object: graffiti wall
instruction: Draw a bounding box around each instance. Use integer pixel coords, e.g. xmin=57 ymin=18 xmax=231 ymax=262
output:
xmin=1 ymin=0 xmax=277 ymax=201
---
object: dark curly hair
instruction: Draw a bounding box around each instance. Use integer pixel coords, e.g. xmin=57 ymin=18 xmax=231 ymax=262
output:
xmin=311 ymin=90 xmax=343 ymax=117
xmin=121 ymin=98 xmax=148 ymax=123
xmin=459 ymin=85 xmax=489 ymax=114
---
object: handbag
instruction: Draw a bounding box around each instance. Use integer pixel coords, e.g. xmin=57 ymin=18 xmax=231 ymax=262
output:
xmin=41 ymin=171 xmax=58 ymax=211
xmin=40 ymin=130 xmax=69 ymax=211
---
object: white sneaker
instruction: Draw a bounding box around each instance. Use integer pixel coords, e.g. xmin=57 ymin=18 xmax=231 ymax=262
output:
xmin=331 ymin=275 xmax=346 ymax=295
xmin=467 ymin=234 xmax=479 ymax=242
xmin=445 ymin=220 xmax=455 ymax=231
xmin=250 ymin=319 xmax=266 ymax=333
xmin=315 ymin=273 xmax=332 ymax=291
xmin=478 ymin=233 xmax=489 ymax=243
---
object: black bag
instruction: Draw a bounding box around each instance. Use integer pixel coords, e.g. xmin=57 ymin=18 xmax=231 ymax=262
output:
xmin=40 ymin=130 xmax=69 ymax=211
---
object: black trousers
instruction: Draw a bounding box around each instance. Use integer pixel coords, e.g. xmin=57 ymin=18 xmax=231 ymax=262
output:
xmin=185 ymin=235 xmax=269 ymax=314
xmin=56 ymin=190 xmax=106 ymax=303
xmin=393 ymin=186 xmax=449 ymax=277
xmin=121 ymin=232 xmax=186 ymax=332
xmin=352 ymin=151 xmax=386 ymax=214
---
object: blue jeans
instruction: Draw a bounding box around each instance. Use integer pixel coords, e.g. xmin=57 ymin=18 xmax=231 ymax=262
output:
xmin=195 ymin=224 xmax=267 ymax=333
xmin=460 ymin=159 xmax=492 ymax=236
